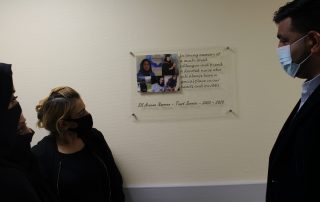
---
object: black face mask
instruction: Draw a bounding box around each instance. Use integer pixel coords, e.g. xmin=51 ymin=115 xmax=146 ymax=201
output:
xmin=0 ymin=103 xmax=22 ymax=157
xmin=7 ymin=103 xmax=22 ymax=133
xmin=68 ymin=114 xmax=93 ymax=138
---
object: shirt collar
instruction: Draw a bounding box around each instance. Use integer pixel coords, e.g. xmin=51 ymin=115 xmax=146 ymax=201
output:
xmin=301 ymin=74 xmax=320 ymax=104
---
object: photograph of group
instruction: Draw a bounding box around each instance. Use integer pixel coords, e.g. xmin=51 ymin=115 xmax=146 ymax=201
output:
xmin=136 ymin=54 xmax=180 ymax=93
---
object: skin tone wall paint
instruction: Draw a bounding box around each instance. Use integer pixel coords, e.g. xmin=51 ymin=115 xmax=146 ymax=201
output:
xmin=0 ymin=0 xmax=296 ymax=187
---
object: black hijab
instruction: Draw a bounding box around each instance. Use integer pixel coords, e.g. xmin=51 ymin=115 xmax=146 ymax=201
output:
xmin=0 ymin=63 xmax=13 ymax=113
xmin=0 ymin=64 xmax=59 ymax=202
xmin=0 ymin=63 xmax=21 ymax=158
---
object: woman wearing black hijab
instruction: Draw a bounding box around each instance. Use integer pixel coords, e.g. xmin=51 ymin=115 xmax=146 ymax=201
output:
xmin=0 ymin=63 xmax=57 ymax=202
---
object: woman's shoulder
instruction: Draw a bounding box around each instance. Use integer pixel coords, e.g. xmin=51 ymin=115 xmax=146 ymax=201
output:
xmin=89 ymin=128 xmax=105 ymax=141
xmin=31 ymin=134 xmax=56 ymax=156
xmin=86 ymin=128 xmax=112 ymax=150
xmin=34 ymin=134 xmax=55 ymax=145
xmin=137 ymin=70 xmax=144 ymax=77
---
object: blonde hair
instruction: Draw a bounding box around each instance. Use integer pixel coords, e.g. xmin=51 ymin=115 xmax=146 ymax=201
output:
xmin=36 ymin=86 xmax=80 ymax=135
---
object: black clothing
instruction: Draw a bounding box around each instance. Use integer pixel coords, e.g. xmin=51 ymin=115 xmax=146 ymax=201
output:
xmin=167 ymin=77 xmax=177 ymax=88
xmin=162 ymin=61 xmax=175 ymax=75
xmin=32 ymin=128 xmax=125 ymax=202
xmin=0 ymin=63 xmax=13 ymax=113
xmin=0 ymin=160 xmax=42 ymax=202
xmin=58 ymin=147 xmax=107 ymax=202
xmin=266 ymin=84 xmax=320 ymax=202
xmin=0 ymin=63 xmax=16 ymax=158
xmin=0 ymin=63 xmax=57 ymax=202
xmin=139 ymin=81 xmax=147 ymax=92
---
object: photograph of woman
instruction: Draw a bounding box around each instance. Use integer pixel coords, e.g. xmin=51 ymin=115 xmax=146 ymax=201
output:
xmin=137 ymin=58 xmax=155 ymax=77
xmin=136 ymin=54 xmax=180 ymax=94
xmin=162 ymin=54 xmax=177 ymax=76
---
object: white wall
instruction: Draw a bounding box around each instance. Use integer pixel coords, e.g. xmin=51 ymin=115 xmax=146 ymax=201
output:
xmin=0 ymin=0 xmax=300 ymax=187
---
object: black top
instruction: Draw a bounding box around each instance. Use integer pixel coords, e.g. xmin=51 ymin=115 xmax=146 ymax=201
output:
xmin=162 ymin=62 xmax=175 ymax=75
xmin=58 ymin=147 xmax=107 ymax=202
xmin=32 ymin=128 xmax=125 ymax=202
xmin=167 ymin=77 xmax=177 ymax=88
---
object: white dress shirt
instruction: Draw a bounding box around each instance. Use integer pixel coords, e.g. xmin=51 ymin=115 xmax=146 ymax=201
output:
xmin=299 ymin=74 xmax=320 ymax=110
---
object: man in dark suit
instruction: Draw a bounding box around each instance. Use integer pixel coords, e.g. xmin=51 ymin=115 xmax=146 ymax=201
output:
xmin=267 ymin=0 xmax=320 ymax=201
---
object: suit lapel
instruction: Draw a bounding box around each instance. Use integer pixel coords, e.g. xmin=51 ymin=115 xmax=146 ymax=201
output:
xmin=290 ymin=84 xmax=320 ymax=126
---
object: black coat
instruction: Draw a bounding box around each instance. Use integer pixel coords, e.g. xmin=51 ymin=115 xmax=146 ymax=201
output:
xmin=0 ymin=63 xmax=57 ymax=202
xmin=162 ymin=61 xmax=175 ymax=75
xmin=31 ymin=128 xmax=125 ymax=202
xmin=267 ymin=84 xmax=320 ymax=202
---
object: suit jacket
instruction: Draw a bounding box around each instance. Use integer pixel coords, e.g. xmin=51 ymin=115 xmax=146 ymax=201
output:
xmin=266 ymin=84 xmax=320 ymax=202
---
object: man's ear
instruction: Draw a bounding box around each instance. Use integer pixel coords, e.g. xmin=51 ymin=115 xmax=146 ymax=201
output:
xmin=309 ymin=31 xmax=320 ymax=53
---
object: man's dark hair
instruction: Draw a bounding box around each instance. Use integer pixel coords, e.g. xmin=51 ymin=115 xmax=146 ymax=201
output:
xmin=273 ymin=0 xmax=320 ymax=34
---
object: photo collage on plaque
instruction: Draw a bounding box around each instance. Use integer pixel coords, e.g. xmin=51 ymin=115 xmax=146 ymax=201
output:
xmin=136 ymin=54 xmax=180 ymax=93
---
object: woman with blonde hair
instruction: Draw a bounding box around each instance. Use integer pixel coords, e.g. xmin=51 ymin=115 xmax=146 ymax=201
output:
xmin=32 ymin=86 xmax=124 ymax=202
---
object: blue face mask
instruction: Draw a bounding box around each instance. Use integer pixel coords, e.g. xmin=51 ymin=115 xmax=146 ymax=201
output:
xmin=276 ymin=35 xmax=312 ymax=77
